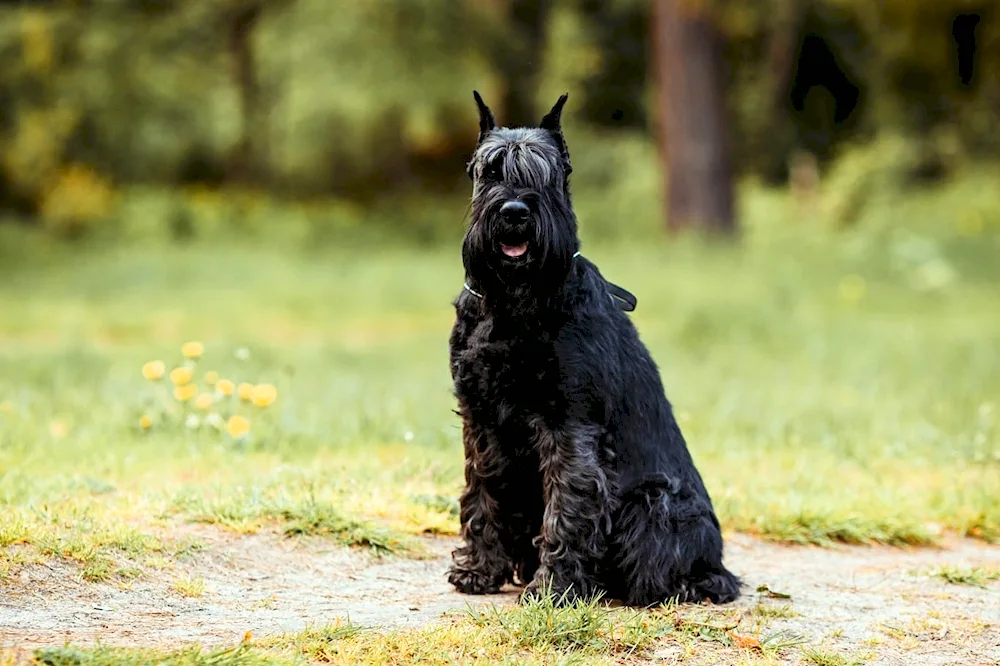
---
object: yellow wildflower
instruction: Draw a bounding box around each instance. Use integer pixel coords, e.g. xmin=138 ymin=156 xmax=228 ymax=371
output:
xmin=142 ymin=360 xmax=166 ymax=381
xmin=204 ymin=371 xmax=219 ymax=386
xmin=49 ymin=421 xmax=69 ymax=439
xmin=251 ymin=383 xmax=277 ymax=408
xmin=173 ymin=384 xmax=198 ymax=402
xmin=216 ymin=379 xmax=235 ymax=396
xmin=181 ymin=341 xmax=204 ymax=359
xmin=237 ymin=382 xmax=254 ymax=401
xmin=170 ymin=367 xmax=193 ymax=386
xmin=226 ymin=414 xmax=251 ymax=438
xmin=139 ymin=414 xmax=153 ymax=430
xmin=194 ymin=393 xmax=214 ymax=410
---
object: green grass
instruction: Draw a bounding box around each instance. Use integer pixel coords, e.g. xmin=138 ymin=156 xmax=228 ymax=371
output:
xmin=1 ymin=177 xmax=1000 ymax=594
xmin=17 ymin=594 xmax=810 ymax=665
xmin=801 ymin=648 xmax=869 ymax=666
xmin=171 ymin=573 xmax=207 ymax=598
xmin=926 ymin=565 xmax=1000 ymax=587
xmin=29 ymin=644 xmax=280 ymax=666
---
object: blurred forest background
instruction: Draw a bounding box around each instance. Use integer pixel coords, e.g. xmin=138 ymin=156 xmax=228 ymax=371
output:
xmin=0 ymin=0 xmax=999 ymax=247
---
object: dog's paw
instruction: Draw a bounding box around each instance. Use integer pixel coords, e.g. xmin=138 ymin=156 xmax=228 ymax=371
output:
xmin=448 ymin=567 xmax=505 ymax=595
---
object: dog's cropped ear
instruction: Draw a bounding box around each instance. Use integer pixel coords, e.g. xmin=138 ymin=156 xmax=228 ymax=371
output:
xmin=473 ymin=90 xmax=496 ymax=142
xmin=539 ymin=93 xmax=569 ymax=132
xmin=540 ymin=93 xmax=573 ymax=176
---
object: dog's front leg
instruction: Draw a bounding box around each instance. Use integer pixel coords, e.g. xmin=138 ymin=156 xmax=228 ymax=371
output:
xmin=525 ymin=421 xmax=614 ymax=604
xmin=448 ymin=419 xmax=512 ymax=594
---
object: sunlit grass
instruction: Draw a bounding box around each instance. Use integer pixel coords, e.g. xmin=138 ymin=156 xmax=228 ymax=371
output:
xmin=1 ymin=180 xmax=1000 ymax=587
xmin=925 ymin=565 xmax=1000 ymax=588
xmin=17 ymin=592 xmax=833 ymax=666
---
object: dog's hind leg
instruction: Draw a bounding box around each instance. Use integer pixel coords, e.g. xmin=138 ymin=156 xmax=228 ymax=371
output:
xmin=609 ymin=482 xmax=741 ymax=607
xmin=448 ymin=419 xmax=513 ymax=595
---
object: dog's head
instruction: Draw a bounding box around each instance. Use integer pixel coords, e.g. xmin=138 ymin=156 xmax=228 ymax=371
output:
xmin=462 ymin=91 xmax=579 ymax=296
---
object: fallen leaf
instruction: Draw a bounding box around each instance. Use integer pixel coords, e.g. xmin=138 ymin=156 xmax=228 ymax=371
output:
xmin=756 ymin=584 xmax=792 ymax=599
xmin=728 ymin=630 xmax=762 ymax=651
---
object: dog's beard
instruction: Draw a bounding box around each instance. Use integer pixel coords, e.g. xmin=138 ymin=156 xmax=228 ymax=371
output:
xmin=462 ymin=186 xmax=578 ymax=299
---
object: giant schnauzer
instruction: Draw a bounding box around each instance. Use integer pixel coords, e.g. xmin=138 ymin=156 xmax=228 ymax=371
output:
xmin=447 ymin=91 xmax=741 ymax=607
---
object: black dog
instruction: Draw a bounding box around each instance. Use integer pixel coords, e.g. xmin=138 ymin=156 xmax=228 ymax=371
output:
xmin=447 ymin=91 xmax=741 ymax=607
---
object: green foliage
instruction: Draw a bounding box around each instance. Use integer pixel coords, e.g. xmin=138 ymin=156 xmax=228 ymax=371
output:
xmin=1 ymin=0 xmax=999 ymax=241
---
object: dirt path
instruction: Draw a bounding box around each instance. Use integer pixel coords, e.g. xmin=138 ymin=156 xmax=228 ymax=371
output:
xmin=2 ymin=529 xmax=999 ymax=664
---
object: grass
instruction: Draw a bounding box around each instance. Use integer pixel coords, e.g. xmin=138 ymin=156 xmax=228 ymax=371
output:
xmin=16 ymin=595 xmax=814 ymax=665
xmin=801 ymin=649 xmax=869 ymax=666
xmin=29 ymin=644 xmax=278 ymax=666
xmin=1 ymin=175 xmax=1000 ymax=660
xmin=926 ymin=565 xmax=1000 ymax=587
xmin=171 ymin=574 xmax=206 ymax=597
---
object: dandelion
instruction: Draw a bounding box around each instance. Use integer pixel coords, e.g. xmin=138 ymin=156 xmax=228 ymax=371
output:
xmin=234 ymin=347 xmax=251 ymax=361
xmin=173 ymin=384 xmax=198 ymax=402
xmin=49 ymin=421 xmax=69 ymax=439
xmin=139 ymin=414 xmax=153 ymax=430
xmin=194 ymin=393 xmax=214 ymax=410
xmin=170 ymin=367 xmax=194 ymax=386
xmin=237 ymin=382 xmax=254 ymax=401
xmin=205 ymin=413 xmax=224 ymax=430
xmin=204 ymin=371 xmax=219 ymax=386
xmin=227 ymin=414 xmax=251 ymax=438
xmin=216 ymin=379 xmax=235 ymax=397
xmin=142 ymin=360 xmax=166 ymax=381
xmin=182 ymin=341 xmax=204 ymax=359
xmin=251 ymin=383 xmax=277 ymax=407
xmin=403 ymin=431 xmax=414 ymax=442
xmin=185 ymin=414 xmax=201 ymax=429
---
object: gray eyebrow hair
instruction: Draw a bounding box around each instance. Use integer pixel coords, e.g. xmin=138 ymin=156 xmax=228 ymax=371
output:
xmin=473 ymin=129 xmax=562 ymax=190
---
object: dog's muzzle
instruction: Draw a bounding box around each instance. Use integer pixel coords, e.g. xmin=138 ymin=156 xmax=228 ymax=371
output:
xmin=498 ymin=200 xmax=531 ymax=258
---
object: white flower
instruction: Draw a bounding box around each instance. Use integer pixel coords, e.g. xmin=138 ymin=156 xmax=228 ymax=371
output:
xmin=234 ymin=347 xmax=251 ymax=361
xmin=185 ymin=414 xmax=201 ymax=430
xmin=205 ymin=413 xmax=224 ymax=429
xmin=403 ymin=431 xmax=414 ymax=442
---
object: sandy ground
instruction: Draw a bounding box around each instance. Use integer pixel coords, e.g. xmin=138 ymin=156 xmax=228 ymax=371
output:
xmin=1 ymin=529 xmax=998 ymax=664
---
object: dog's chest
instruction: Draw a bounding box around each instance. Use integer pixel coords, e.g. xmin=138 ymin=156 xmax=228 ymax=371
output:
xmin=452 ymin=316 xmax=560 ymax=424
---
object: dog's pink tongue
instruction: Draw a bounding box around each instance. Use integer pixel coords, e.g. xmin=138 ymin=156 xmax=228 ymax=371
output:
xmin=501 ymin=243 xmax=528 ymax=257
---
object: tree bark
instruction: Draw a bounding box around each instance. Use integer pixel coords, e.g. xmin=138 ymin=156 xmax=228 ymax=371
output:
xmin=652 ymin=0 xmax=735 ymax=234
xmin=226 ymin=2 xmax=264 ymax=185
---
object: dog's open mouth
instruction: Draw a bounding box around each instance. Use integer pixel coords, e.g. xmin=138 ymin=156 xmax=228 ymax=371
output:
xmin=500 ymin=242 xmax=529 ymax=258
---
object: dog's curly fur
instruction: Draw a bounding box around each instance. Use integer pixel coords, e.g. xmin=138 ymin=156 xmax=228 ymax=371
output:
xmin=446 ymin=91 xmax=741 ymax=606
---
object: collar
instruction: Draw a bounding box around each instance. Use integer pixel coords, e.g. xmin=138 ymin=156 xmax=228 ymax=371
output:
xmin=462 ymin=251 xmax=637 ymax=312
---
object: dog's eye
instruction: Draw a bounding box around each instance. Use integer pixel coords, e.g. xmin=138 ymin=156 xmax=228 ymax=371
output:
xmin=483 ymin=161 xmax=504 ymax=182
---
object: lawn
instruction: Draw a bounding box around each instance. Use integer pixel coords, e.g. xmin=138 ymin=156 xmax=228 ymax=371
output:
xmin=1 ymin=181 xmax=999 ymax=664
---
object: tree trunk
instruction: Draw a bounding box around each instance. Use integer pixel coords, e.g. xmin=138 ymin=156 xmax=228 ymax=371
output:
xmin=652 ymin=0 xmax=735 ymax=234
xmin=496 ymin=0 xmax=552 ymax=128
xmin=226 ymin=2 xmax=264 ymax=185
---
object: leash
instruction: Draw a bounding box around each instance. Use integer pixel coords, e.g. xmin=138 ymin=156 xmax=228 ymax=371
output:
xmin=463 ymin=252 xmax=638 ymax=312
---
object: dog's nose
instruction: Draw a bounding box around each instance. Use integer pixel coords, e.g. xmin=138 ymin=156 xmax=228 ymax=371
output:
xmin=500 ymin=200 xmax=530 ymax=221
